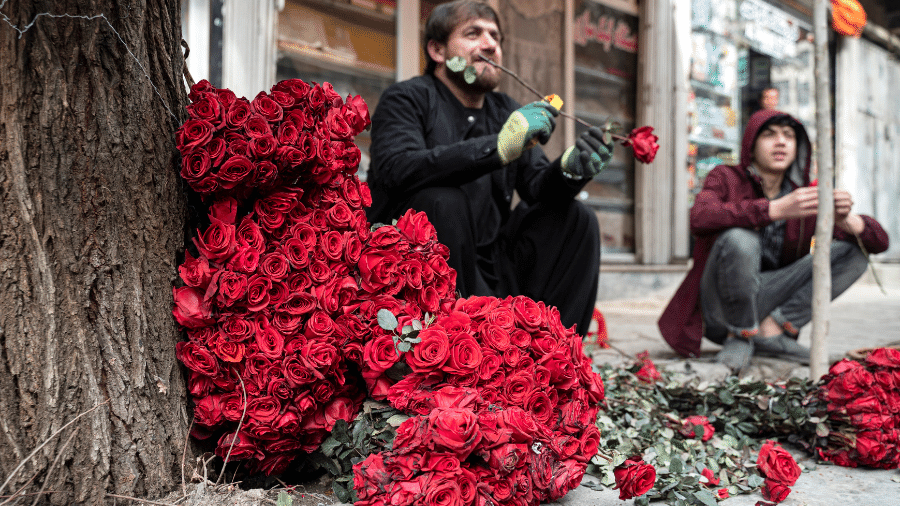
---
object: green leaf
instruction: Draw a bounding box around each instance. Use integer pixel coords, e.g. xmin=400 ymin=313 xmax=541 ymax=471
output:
xmin=747 ymin=474 xmax=765 ymax=488
xmin=319 ymin=436 xmax=342 ymax=457
xmin=333 ymin=481 xmax=352 ymax=503
xmin=332 ymin=419 xmax=350 ymax=442
xmin=669 ymin=457 xmax=683 ymax=474
xmin=377 ymin=309 xmax=399 ymax=331
xmin=276 ymin=491 xmax=293 ymax=506
xmin=446 ymin=56 xmax=467 ymax=72
xmin=718 ymin=389 xmax=735 ymax=405
xmin=693 ymin=490 xmax=719 ymax=506
xmin=816 ymin=422 xmax=830 ymax=438
xmin=463 ymin=65 xmax=478 ymax=84
xmin=401 ymin=325 xmax=414 ymax=335
xmin=397 ymin=341 xmax=411 ymax=353
xmin=412 ymin=319 xmax=423 ymax=331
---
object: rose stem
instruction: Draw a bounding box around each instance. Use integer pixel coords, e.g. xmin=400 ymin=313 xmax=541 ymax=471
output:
xmin=477 ymin=54 xmax=595 ymax=130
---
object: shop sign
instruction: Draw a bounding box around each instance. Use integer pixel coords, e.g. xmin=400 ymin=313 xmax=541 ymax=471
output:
xmin=739 ymin=0 xmax=803 ymax=59
xmin=574 ymin=8 xmax=637 ymax=54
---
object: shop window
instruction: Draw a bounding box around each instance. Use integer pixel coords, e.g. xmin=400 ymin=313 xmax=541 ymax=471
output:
xmin=573 ymin=0 xmax=639 ymax=255
xmin=276 ymin=0 xmax=399 ymax=178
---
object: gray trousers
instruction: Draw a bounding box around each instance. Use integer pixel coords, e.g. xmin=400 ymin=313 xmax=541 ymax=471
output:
xmin=700 ymin=228 xmax=869 ymax=344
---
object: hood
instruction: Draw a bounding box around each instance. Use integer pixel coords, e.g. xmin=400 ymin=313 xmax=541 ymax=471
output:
xmin=739 ymin=109 xmax=812 ymax=188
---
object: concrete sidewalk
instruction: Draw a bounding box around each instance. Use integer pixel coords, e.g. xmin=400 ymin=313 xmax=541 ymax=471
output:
xmin=549 ymin=267 xmax=900 ymax=505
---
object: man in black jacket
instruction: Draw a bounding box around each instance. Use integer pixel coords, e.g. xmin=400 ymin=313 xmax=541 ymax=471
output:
xmin=366 ymin=0 xmax=611 ymax=334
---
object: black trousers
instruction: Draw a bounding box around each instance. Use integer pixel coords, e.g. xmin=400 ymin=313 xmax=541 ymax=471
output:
xmin=403 ymin=187 xmax=600 ymax=334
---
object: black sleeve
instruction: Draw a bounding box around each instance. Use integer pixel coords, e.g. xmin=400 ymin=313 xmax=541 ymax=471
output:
xmin=368 ymin=82 xmax=502 ymax=197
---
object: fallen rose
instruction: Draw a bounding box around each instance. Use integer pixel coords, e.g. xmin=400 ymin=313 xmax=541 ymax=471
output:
xmin=613 ymin=457 xmax=656 ymax=500
xmin=680 ymin=415 xmax=715 ymax=442
xmin=761 ymin=478 xmax=791 ymax=503
xmin=757 ymin=440 xmax=801 ymax=486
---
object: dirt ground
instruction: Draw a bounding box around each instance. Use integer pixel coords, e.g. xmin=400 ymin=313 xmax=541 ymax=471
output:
xmin=153 ymin=478 xmax=342 ymax=506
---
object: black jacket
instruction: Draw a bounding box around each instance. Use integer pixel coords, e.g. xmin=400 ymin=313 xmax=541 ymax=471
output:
xmin=366 ymin=74 xmax=585 ymax=246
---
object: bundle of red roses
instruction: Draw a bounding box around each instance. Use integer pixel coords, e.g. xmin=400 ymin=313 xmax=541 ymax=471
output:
xmin=352 ymin=295 xmax=606 ymax=505
xmin=816 ymin=348 xmax=900 ymax=469
xmin=173 ymin=78 xmax=383 ymax=474
xmin=176 ymin=79 xmax=369 ymax=200
xmin=756 ymin=440 xmax=801 ymax=503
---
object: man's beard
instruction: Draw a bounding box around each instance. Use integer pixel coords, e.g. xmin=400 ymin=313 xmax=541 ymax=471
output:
xmin=446 ymin=59 xmax=501 ymax=93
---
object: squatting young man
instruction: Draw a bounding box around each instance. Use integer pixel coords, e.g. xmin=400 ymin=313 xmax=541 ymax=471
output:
xmin=658 ymin=109 xmax=889 ymax=372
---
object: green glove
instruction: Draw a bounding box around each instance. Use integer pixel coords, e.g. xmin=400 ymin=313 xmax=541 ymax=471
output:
xmin=497 ymin=102 xmax=559 ymax=165
xmin=560 ymin=126 xmax=613 ymax=180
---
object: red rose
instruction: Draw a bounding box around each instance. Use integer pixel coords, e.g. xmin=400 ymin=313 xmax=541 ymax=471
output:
xmin=612 ymin=457 xmax=656 ymax=500
xmin=179 ymin=250 xmax=212 ymax=288
xmin=480 ymin=323 xmax=511 ymax=352
xmin=215 ymin=88 xmax=237 ymax=108
xmin=215 ymin=270 xmax=248 ymax=306
xmin=757 ymin=440 xmax=801 ymax=486
xmin=359 ymin=250 xmax=402 ymax=292
xmin=717 ymin=488 xmax=729 ymax=499
xmin=220 ymin=316 xmax=254 ymax=342
xmin=181 ymin=150 xmax=212 ymax=182
xmin=186 ymin=92 xmax=223 ymax=126
xmin=502 ymin=371 xmax=535 ymax=406
xmin=407 ymin=327 xmax=451 ymax=373
xmin=700 ymin=468 xmax=719 ymax=486
xmin=225 ymin=99 xmax=252 ymax=128
xmin=176 ymin=119 xmax=214 ymax=152
xmin=324 ymin=396 xmax=357 ymax=431
xmin=444 ymin=333 xmax=483 ymax=375
xmin=578 ymin=424 xmax=601 ymax=461
xmin=193 ymin=393 xmax=225 ymax=428
xmin=395 ymin=209 xmax=438 ymax=245
xmin=762 ymin=479 xmax=791 ymax=503
xmin=249 ymin=134 xmax=277 ymax=159
xmin=237 ymin=215 xmax=266 ymax=253
xmin=244 ymin=274 xmax=272 ymax=312
xmin=865 ymin=347 xmax=900 ymax=368
xmin=226 ymin=244 xmax=260 ymax=274
xmin=251 ymin=92 xmax=283 ymax=122
xmin=325 ymin=108 xmax=354 ymax=140
xmin=549 ymin=459 xmax=585 ymax=501
xmin=176 ymin=341 xmax=220 ymax=377
xmin=188 ymin=79 xmax=214 ymax=101
xmin=680 ymin=415 xmax=715 ymax=442
xmin=254 ymin=324 xmax=285 ymax=359
xmin=243 ymin=114 xmax=271 ymax=139
xmin=626 ymin=126 xmax=659 ymax=164
xmin=218 ymin=155 xmax=256 ymax=190
xmin=172 ymin=287 xmax=215 ymax=329
xmin=258 ymin=251 xmax=290 ymax=281
xmin=501 ymin=407 xmax=540 ymax=444
xmin=342 ymin=94 xmax=371 ymax=134
xmin=429 ymin=407 xmax=482 ymax=458
xmin=364 ymin=334 xmax=401 ymax=374
xmin=214 ymin=340 xmax=245 ymax=363
xmin=321 ymin=82 xmax=343 ymax=108
xmin=215 ymin=431 xmax=261 ymax=461
xmin=392 ymin=416 xmax=430 ymax=454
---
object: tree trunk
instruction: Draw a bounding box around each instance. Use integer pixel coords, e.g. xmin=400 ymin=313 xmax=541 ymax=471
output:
xmin=0 ymin=1 xmax=190 ymax=504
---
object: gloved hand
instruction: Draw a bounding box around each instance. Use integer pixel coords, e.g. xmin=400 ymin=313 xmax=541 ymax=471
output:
xmin=560 ymin=126 xmax=613 ymax=180
xmin=497 ymin=102 xmax=558 ymax=165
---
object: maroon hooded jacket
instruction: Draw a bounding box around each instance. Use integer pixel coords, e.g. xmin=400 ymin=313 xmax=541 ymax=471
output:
xmin=658 ymin=109 xmax=890 ymax=357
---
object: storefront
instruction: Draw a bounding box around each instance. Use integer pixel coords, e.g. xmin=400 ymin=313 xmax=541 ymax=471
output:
xmin=687 ymin=0 xmax=816 ymax=206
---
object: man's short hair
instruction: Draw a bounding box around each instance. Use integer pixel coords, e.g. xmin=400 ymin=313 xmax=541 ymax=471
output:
xmin=423 ymin=0 xmax=502 ymax=75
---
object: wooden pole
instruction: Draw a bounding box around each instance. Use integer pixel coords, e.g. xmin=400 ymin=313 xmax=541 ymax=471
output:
xmin=811 ymin=0 xmax=834 ymax=380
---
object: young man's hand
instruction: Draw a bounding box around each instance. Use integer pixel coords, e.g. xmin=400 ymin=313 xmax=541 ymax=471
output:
xmin=560 ymin=126 xmax=612 ymax=180
xmin=769 ymin=187 xmax=818 ymax=221
xmin=834 ymin=189 xmax=865 ymax=234
xmin=497 ymin=102 xmax=558 ymax=165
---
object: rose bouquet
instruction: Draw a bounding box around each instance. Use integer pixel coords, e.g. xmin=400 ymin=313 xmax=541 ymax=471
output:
xmin=173 ymin=78 xmax=383 ymax=474
xmin=816 ymin=348 xmax=900 ymax=469
xmin=351 ymin=294 xmax=605 ymax=505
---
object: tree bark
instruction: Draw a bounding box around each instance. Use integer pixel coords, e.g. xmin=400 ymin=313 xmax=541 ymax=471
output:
xmin=0 ymin=1 xmax=189 ymax=504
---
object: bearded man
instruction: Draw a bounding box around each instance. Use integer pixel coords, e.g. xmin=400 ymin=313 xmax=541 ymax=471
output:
xmin=366 ymin=0 xmax=611 ymax=334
